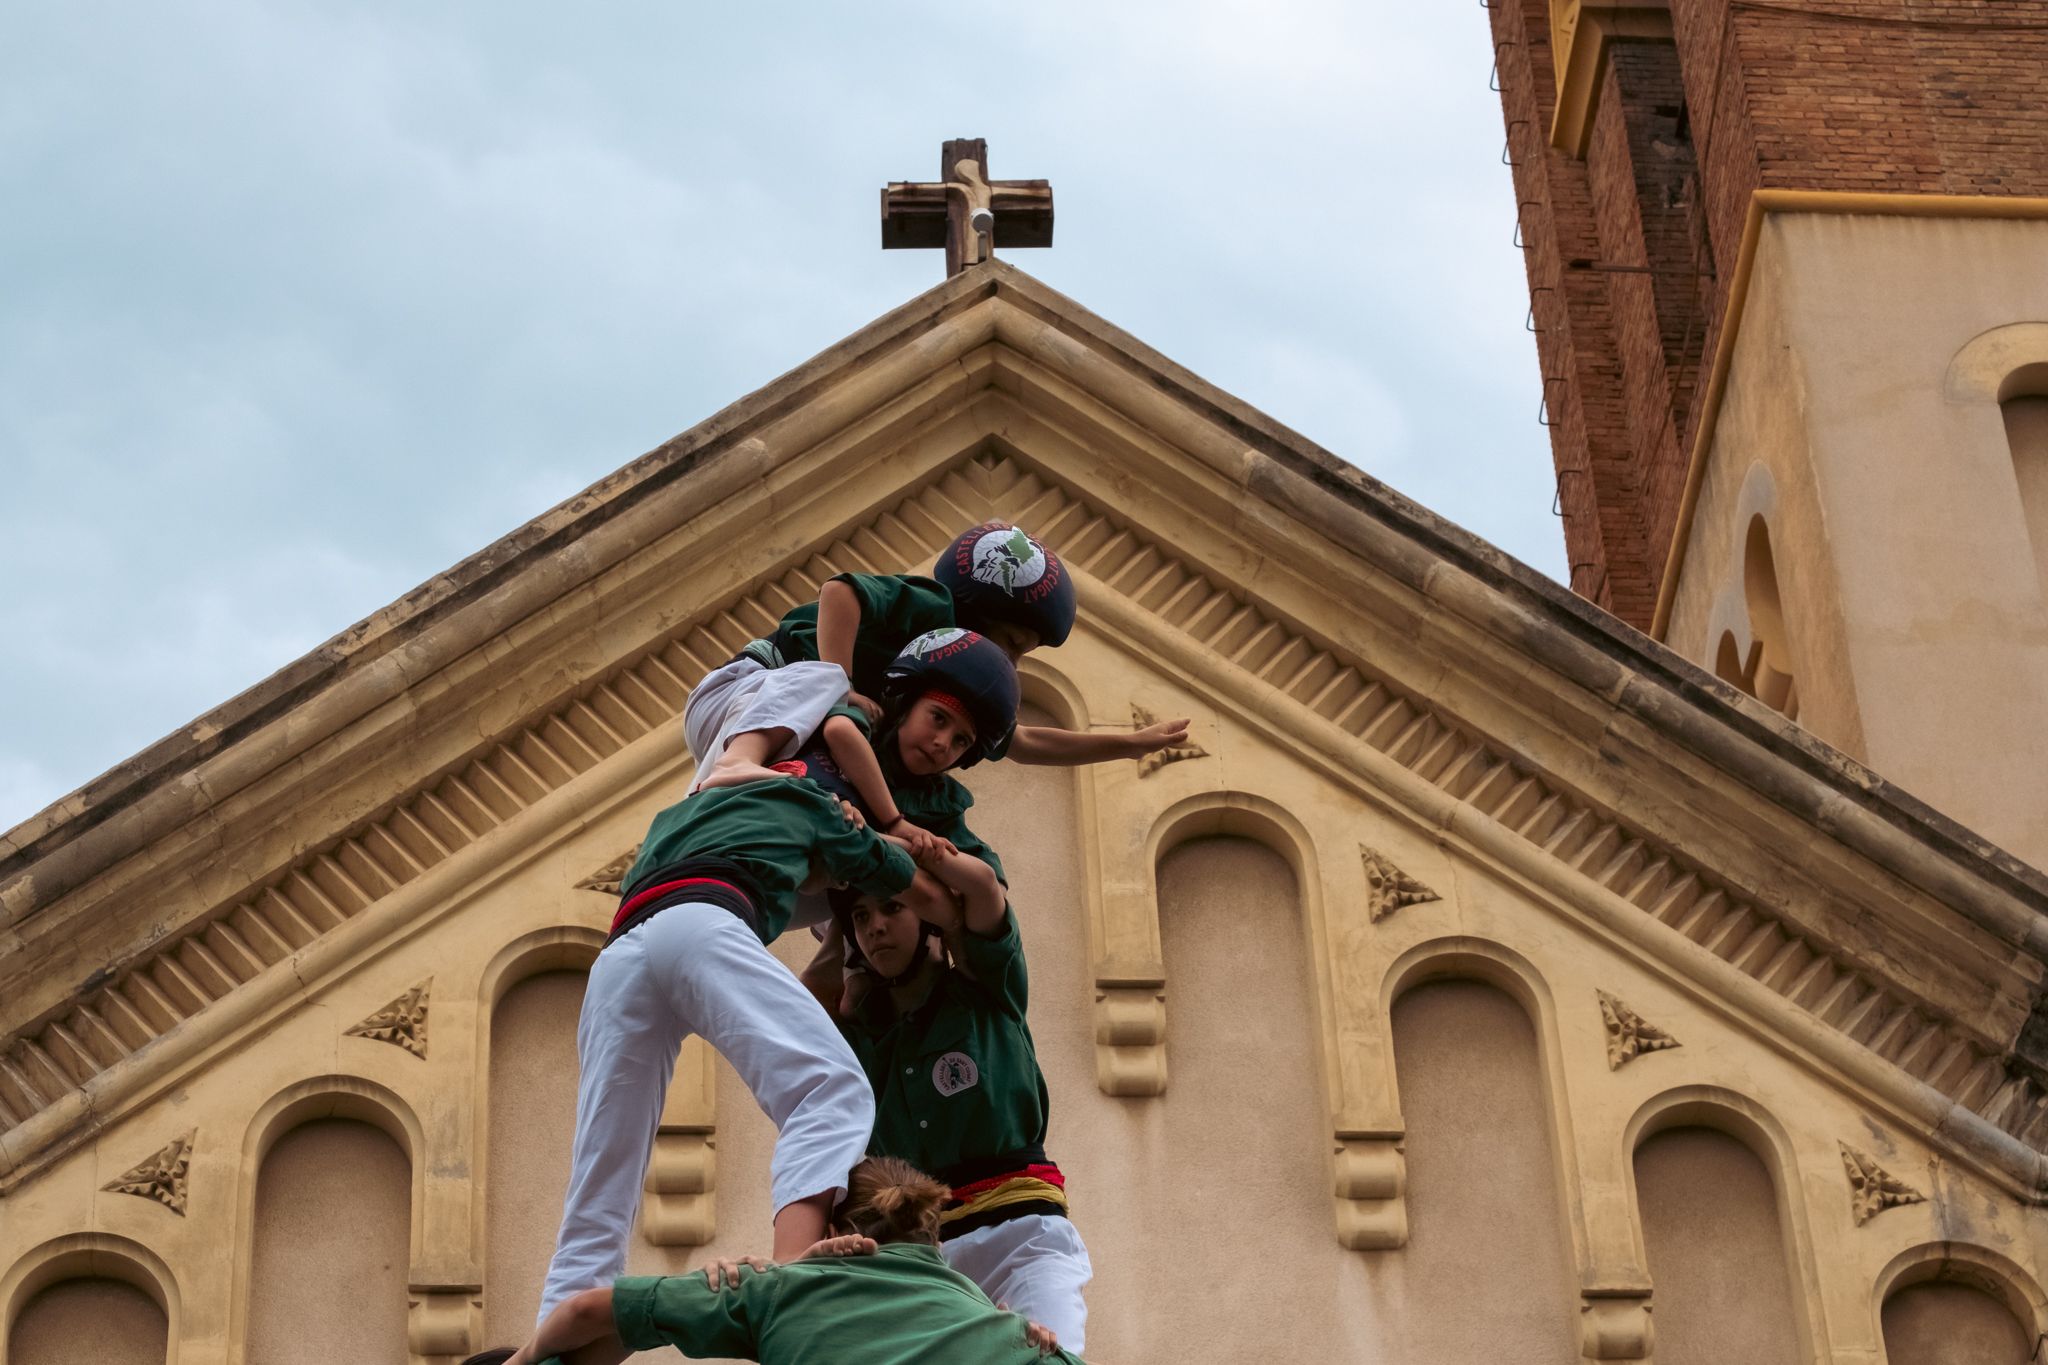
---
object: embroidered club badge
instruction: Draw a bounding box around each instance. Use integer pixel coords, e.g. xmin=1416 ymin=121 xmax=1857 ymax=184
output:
xmin=932 ymin=1051 xmax=980 ymax=1096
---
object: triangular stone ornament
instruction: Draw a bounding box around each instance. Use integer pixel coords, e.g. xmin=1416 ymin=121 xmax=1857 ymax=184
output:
xmin=101 ymin=1130 xmax=194 ymax=1215
xmin=1132 ymin=705 xmax=1208 ymax=778
xmin=1597 ymin=990 xmax=1682 ymax=1069
xmin=1839 ymin=1142 xmax=1926 ymax=1225
xmin=344 ymin=979 xmax=431 ymax=1058
xmin=577 ymin=846 xmax=641 ymax=897
xmin=1361 ymin=847 xmax=1440 ymax=922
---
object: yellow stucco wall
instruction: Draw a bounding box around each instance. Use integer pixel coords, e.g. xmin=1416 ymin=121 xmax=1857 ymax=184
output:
xmin=1665 ymin=211 xmax=2048 ymax=872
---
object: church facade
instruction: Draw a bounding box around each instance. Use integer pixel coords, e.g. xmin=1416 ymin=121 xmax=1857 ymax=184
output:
xmin=6 ymin=69 xmax=2048 ymax=1365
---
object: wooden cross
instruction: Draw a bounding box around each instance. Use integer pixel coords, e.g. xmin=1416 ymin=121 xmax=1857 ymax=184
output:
xmin=880 ymin=138 xmax=1054 ymax=278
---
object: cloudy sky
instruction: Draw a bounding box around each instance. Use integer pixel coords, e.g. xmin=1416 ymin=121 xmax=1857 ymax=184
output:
xmin=1 ymin=1 xmax=1551 ymax=832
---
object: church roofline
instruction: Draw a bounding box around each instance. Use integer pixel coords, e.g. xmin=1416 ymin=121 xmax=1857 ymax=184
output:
xmin=6 ymin=261 xmax=2045 ymax=963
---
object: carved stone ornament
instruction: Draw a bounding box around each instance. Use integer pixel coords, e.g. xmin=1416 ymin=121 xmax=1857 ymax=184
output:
xmin=1596 ymin=990 xmax=1681 ymax=1070
xmin=1132 ymin=705 xmax=1208 ymax=778
xmin=102 ymin=1130 xmax=194 ymax=1215
xmin=346 ymin=979 xmax=431 ymax=1058
xmin=1839 ymin=1142 xmax=1926 ymax=1225
xmin=577 ymin=846 xmax=641 ymax=897
xmin=1361 ymin=847 xmax=1440 ymax=923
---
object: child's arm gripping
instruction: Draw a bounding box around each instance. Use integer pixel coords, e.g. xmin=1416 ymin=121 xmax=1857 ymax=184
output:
xmin=1006 ymin=714 xmax=1192 ymax=766
xmin=820 ymin=715 xmax=955 ymax=860
xmin=815 ymin=580 xmax=881 ymax=722
xmin=915 ymin=845 xmax=1006 ymax=938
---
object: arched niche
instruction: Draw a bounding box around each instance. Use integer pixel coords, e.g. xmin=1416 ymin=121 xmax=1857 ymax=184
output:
xmin=1 ymin=1234 xmax=177 ymax=1365
xmin=1374 ymin=938 xmax=1582 ymax=1362
xmin=1107 ymin=819 xmax=1337 ymax=1354
xmin=1014 ymin=654 xmax=1090 ymax=733
xmin=475 ymin=927 xmax=604 ymax=1341
xmin=1144 ymin=790 xmax=1334 ymax=1098
xmin=1998 ymin=361 xmax=2048 ymax=595
xmin=1876 ymin=1242 xmax=2046 ymax=1365
xmin=233 ymin=1077 xmax=423 ymax=1363
xmin=1947 ymin=323 xmax=2048 ymax=599
xmin=1623 ymin=1088 xmax=1818 ymax=1365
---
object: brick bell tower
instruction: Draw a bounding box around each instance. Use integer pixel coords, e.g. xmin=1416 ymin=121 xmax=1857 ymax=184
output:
xmin=1491 ymin=0 xmax=2048 ymax=871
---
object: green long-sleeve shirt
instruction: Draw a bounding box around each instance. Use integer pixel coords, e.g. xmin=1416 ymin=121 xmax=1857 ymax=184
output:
xmin=598 ymin=1246 xmax=1088 ymax=1364
xmin=888 ymin=767 xmax=1007 ymax=886
xmin=745 ymin=571 xmax=957 ymax=698
xmin=624 ymin=780 xmax=916 ymax=944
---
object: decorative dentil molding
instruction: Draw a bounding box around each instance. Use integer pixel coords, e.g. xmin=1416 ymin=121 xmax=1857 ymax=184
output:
xmin=345 ymin=979 xmax=431 ymax=1059
xmin=101 ymin=1129 xmax=194 ymax=1215
xmin=5 ymin=443 xmax=2043 ymax=1194
xmin=576 ymin=847 xmax=641 ymax=898
xmin=1839 ymin=1142 xmax=1927 ymax=1226
xmin=1597 ymin=990 xmax=1681 ymax=1070
xmin=1361 ymin=847 xmax=1440 ymax=923
xmin=1132 ymin=705 xmax=1208 ymax=779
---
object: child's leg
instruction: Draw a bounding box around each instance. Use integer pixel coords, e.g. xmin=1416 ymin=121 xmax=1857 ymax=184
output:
xmin=642 ymin=904 xmax=875 ymax=1255
xmin=940 ymin=1215 xmax=1094 ymax=1353
xmin=680 ymin=658 xmax=766 ymax=766
xmin=692 ymin=661 xmax=849 ymax=792
xmin=504 ymin=1287 xmax=628 ymax=1365
xmin=535 ymin=934 xmax=686 ymax=1322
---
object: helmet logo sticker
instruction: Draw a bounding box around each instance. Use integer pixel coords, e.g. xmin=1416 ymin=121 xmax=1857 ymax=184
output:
xmin=932 ymin=1051 xmax=980 ymax=1097
xmin=903 ymin=627 xmax=974 ymax=661
xmin=970 ymin=527 xmax=1048 ymax=595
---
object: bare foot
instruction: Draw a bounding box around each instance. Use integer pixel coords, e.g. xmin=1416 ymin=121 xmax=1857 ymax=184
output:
xmin=693 ymin=759 xmax=789 ymax=793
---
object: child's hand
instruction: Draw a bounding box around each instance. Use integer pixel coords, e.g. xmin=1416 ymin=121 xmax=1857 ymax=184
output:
xmin=701 ymin=1254 xmax=774 ymax=1289
xmin=835 ymin=797 xmax=866 ymax=830
xmin=999 ymin=1302 xmax=1059 ymax=1356
xmin=893 ymin=819 xmax=957 ymax=862
xmin=798 ymin=1233 xmax=878 ymax=1260
xmin=845 ymin=691 xmax=885 ymax=724
xmin=1128 ymin=715 xmax=1192 ymax=756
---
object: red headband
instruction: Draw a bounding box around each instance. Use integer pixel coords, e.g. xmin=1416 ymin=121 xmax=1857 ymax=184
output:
xmin=919 ymin=689 xmax=976 ymax=732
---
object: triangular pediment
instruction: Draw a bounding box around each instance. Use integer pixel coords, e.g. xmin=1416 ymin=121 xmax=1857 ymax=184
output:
xmin=2 ymin=261 xmax=2045 ymax=1211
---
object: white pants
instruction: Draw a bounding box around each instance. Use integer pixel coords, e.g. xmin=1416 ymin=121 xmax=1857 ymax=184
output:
xmin=536 ymin=902 xmax=875 ymax=1321
xmin=942 ymin=1213 xmax=1093 ymax=1353
xmin=682 ymin=656 xmax=850 ymax=775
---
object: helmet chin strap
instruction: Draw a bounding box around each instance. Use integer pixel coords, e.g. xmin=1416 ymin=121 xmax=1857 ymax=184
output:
xmin=877 ymin=924 xmax=941 ymax=987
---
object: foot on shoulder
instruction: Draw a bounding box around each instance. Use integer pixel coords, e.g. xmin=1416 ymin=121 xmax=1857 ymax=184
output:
xmin=692 ymin=760 xmax=790 ymax=793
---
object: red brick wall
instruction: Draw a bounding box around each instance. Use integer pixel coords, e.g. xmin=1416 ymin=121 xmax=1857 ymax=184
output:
xmin=1492 ymin=0 xmax=2048 ymax=627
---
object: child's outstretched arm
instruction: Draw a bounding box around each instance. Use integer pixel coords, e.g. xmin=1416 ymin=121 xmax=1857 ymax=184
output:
xmin=814 ymin=580 xmax=880 ymax=722
xmin=1006 ymin=714 xmax=1192 ymax=766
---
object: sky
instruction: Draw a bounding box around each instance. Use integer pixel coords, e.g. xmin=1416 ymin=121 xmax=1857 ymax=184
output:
xmin=0 ymin=1 xmax=1551 ymax=833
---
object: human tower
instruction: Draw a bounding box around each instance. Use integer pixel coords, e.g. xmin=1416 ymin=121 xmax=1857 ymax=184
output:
xmin=466 ymin=522 xmax=1190 ymax=1365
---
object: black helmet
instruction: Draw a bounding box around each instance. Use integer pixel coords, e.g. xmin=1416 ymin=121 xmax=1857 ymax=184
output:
xmin=881 ymin=628 xmax=1020 ymax=768
xmin=933 ymin=522 xmax=1076 ymax=649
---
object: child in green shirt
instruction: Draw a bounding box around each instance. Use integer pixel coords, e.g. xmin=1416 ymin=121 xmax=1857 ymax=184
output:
xmin=803 ymin=832 xmax=1093 ymax=1352
xmin=479 ymin=1157 xmax=1082 ymax=1365
xmin=529 ymin=766 xmax=943 ymax=1328
xmin=684 ymin=522 xmax=1190 ymax=840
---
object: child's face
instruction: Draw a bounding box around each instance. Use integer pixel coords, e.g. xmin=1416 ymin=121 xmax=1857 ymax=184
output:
xmin=978 ymin=621 xmax=1040 ymax=661
xmin=894 ymin=694 xmax=977 ymax=775
xmin=849 ymin=893 xmax=924 ymax=977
